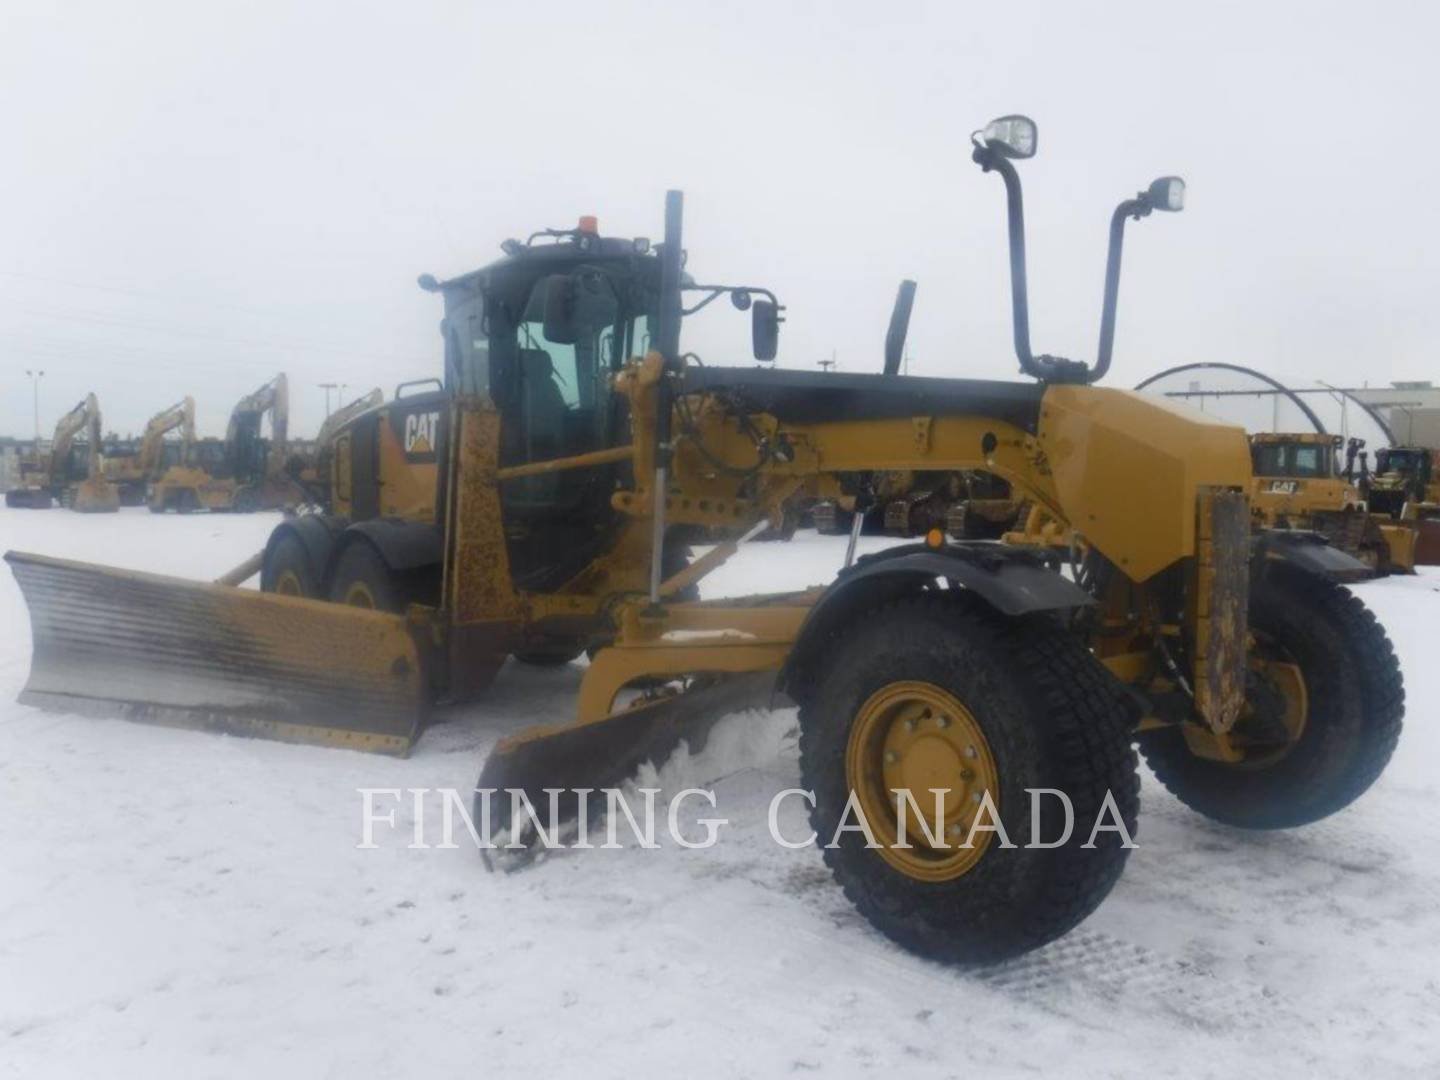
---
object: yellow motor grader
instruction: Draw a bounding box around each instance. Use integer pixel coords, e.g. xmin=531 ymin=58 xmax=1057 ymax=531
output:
xmin=7 ymin=117 xmax=1405 ymax=964
xmin=5 ymin=393 xmax=118 ymax=513
xmin=150 ymin=374 xmax=298 ymax=513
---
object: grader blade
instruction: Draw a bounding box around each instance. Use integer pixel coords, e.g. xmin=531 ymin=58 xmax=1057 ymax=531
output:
xmin=5 ymin=551 xmax=425 ymax=754
xmin=476 ymin=671 xmax=778 ymax=852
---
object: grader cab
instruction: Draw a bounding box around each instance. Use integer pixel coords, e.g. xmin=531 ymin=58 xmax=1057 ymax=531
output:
xmin=6 ymin=116 xmax=1404 ymax=964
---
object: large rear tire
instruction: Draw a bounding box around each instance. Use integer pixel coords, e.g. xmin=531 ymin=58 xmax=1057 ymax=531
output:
xmin=328 ymin=543 xmax=404 ymax=613
xmin=262 ymin=534 xmax=320 ymax=599
xmin=1139 ymin=568 xmax=1404 ymax=829
xmin=799 ymin=593 xmax=1138 ymax=965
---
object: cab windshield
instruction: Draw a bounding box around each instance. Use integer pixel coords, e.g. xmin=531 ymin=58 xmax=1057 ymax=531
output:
xmin=1250 ymin=442 xmax=1332 ymax=479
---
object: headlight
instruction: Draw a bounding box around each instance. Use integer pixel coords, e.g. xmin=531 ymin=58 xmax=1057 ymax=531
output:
xmin=1146 ymin=176 xmax=1185 ymax=211
xmin=981 ymin=115 xmax=1038 ymax=159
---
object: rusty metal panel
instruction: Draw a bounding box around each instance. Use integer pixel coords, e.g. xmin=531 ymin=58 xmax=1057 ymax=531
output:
xmin=1193 ymin=490 xmax=1249 ymax=734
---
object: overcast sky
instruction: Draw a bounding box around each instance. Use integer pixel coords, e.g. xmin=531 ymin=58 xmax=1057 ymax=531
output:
xmin=3 ymin=0 xmax=1437 ymax=440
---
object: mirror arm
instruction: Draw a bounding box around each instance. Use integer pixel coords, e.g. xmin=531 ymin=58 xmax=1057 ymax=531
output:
xmin=1093 ymin=195 xmax=1152 ymax=384
xmin=680 ymin=284 xmax=780 ymax=316
xmin=974 ymin=145 xmax=1051 ymax=381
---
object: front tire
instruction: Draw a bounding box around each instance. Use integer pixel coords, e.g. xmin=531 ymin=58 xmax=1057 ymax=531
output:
xmin=799 ymin=593 xmax=1138 ymax=965
xmin=1139 ymin=567 xmax=1404 ymax=829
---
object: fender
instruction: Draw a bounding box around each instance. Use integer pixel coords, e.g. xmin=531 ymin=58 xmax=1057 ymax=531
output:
xmin=779 ymin=543 xmax=1093 ymax=701
xmin=261 ymin=514 xmax=347 ymax=588
xmin=339 ymin=518 xmax=444 ymax=573
xmin=1254 ymin=529 xmax=1372 ymax=583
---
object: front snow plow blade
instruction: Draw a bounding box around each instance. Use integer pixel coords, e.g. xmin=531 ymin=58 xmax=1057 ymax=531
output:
xmin=6 ymin=551 xmax=425 ymax=754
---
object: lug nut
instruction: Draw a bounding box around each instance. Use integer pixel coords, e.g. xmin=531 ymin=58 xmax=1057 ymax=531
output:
xmin=936 ymin=716 xmax=951 ymax=729
xmin=884 ymin=750 xmax=898 ymax=764
xmin=965 ymin=745 xmax=978 ymax=759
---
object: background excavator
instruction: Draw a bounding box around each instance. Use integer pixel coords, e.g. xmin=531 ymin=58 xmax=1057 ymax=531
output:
xmin=102 ymin=397 xmax=196 ymax=506
xmin=5 ymin=393 xmax=118 ymax=512
xmin=150 ymin=374 xmax=296 ymax=512
xmin=6 ymin=117 xmax=1405 ymax=965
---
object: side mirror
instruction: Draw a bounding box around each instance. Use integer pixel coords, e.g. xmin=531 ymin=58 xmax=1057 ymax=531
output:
xmin=752 ymin=300 xmax=780 ymax=361
xmin=541 ymin=275 xmax=577 ymax=344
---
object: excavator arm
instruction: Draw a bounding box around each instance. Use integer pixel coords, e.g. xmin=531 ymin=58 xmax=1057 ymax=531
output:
xmin=137 ymin=397 xmax=196 ymax=479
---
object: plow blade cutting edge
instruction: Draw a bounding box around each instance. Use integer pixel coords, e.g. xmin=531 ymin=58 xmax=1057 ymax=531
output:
xmin=5 ymin=551 xmax=425 ymax=754
xmin=476 ymin=671 xmax=780 ymax=854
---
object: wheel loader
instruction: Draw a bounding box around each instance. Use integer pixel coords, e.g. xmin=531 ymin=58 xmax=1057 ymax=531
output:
xmin=101 ymin=397 xmax=195 ymax=507
xmin=1363 ymin=443 xmax=1440 ymax=564
xmin=4 ymin=393 xmax=118 ymax=512
xmin=6 ymin=116 xmax=1405 ymax=964
xmin=150 ymin=374 xmax=299 ymax=513
xmin=1247 ymin=432 xmax=1412 ymax=574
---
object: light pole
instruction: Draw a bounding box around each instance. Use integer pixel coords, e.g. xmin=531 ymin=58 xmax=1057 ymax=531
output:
xmin=318 ymin=382 xmax=338 ymax=416
xmin=25 ymin=369 xmax=44 ymax=450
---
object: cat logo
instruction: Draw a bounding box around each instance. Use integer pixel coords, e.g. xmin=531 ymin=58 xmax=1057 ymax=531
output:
xmin=404 ymin=411 xmax=439 ymax=456
xmin=1267 ymin=479 xmax=1299 ymax=494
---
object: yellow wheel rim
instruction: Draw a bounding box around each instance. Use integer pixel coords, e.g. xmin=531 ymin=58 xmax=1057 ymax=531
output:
xmin=1233 ymin=655 xmax=1308 ymax=768
xmin=844 ymin=681 xmax=1000 ymax=882
xmin=342 ymin=581 xmax=377 ymax=609
xmin=274 ymin=569 xmax=304 ymax=597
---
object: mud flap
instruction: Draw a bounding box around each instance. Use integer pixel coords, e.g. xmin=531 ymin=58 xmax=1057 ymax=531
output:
xmin=6 ymin=551 xmax=425 ymax=754
xmin=475 ymin=671 xmax=778 ymax=858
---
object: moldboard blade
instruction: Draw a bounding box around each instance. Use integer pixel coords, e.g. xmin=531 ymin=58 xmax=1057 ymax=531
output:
xmin=6 ymin=550 xmax=425 ymax=754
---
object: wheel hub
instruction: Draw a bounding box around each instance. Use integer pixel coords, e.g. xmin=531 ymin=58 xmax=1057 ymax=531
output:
xmin=342 ymin=581 xmax=377 ymax=609
xmin=846 ymin=681 xmax=1000 ymax=882
xmin=274 ymin=569 xmax=304 ymax=597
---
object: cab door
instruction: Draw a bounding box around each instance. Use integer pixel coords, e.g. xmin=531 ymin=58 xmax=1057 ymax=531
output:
xmin=498 ymin=271 xmax=628 ymax=589
xmin=350 ymin=412 xmax=381 ymax=522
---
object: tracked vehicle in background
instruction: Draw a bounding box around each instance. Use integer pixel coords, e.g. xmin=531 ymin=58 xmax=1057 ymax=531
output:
xmin=102 ymin=397 xmax=195 ymax=507
xmin=1247 ymin=432 xmax=1411 ymax=574
xmin=7 ymin=116 xmax=1404 ymax=964
xmin=150 ymin=374 xmax=297 ymax=513
xmin=6 ymin=393 xmax=118 ymax=512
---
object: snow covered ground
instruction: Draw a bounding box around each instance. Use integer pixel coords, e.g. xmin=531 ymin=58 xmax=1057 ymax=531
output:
xmin=2 ymin=507 xmax=1438 ymax=1078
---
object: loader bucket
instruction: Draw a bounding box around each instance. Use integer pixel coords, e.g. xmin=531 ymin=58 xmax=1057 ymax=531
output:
xmin=1417 ymin=516 xmax=1440 ymax=566
xmin=5 ymin=551 xmax=426 ymax=754
xmin=71 ymin=477 xmax=119 ymax=513
xmin=476 ymin=671 xmax=779 ymax=849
